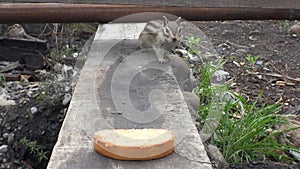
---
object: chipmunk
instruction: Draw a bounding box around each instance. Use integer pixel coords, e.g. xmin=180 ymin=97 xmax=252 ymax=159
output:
xmin=139 ymin=16 xmax=183 ymax=63
xmin=6 ymin=24 xmax=41 ymax=41
xmin=288 ymin=23 xmax=300 ymax=37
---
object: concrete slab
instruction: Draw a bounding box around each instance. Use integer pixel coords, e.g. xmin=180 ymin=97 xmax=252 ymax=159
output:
xmin=47 ymin=23 xmax=212 ymax=169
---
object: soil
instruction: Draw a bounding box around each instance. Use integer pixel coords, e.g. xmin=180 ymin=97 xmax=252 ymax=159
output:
xmin=227 ymin=161 xmax=300 ymax=169
xmin=195 ymin=20 xmax=300 ymax=168
xmin=0 ymin=23 xmax=96 ymax=169
xmin=0 ymin=80 xmax=69 ymax=169
xmin=195 ymin=20 xmax=300 ymax=111
xmin=0 ymin=20 xmax=299 ymax=169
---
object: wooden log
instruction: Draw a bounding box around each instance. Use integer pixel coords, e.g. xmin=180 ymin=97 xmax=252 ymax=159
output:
xmin=0 ymin=3 xmax=299 ymax=23
xmin=2 ymin=73 xmax=21 ymax=81
xmin=2 ymin=0 xmax=300 ymax=9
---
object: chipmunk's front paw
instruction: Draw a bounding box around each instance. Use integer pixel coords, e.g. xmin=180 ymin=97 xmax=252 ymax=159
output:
xmin=158 ymin=58 xmax=167 ymax=64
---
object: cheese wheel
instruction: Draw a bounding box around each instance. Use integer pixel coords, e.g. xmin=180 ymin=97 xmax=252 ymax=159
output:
xmin=94 ymin=129 xmax=174 ymax=160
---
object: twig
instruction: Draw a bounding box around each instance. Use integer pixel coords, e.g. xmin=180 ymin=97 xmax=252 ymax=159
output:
xmin=265 ymin=60 xmax=299 ymax=82
xmin=21 ymin=160 xmax=33 ymax=169
xmin=36 ymin=50 xmax=55 ymax=68
xmin=197 ymin=44 xmax=210 ymax=51
xmin=38 ymin=23 xmax=51 ymax=39
xmin=264 ymin=73 xmax=300 ymax=82
xmin=0 ymin=62 xmax=20 ymax=73
xmin=225 ymin=40 xmax=249 ymax=50
xmin=268 ymin=60 xmax=288 ymax=76
xmin=248 ymin=71 xmax=300 ymax=82
xmin=288 ymin=119 xmax=300 ymax=126
xmin=285 ymin=105 xmax=300 ymax=115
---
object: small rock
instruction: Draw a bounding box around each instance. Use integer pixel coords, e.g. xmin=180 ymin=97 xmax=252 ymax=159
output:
xmin=6 ymin=82 xmax=14 ymax=88
xmin=174 ymin=49 xmax=188 ymax=57
xmin=65 ymin=86 xmax=71 ymax=92
xmin=0 ymin=99 xmax=16 ymax=106
xmin=256 ymin=74 xmax=263 ymax=80
xmin=188 ymin=53 xmax=198 ymax=61
xmin=200 ymin=133 xmax=211 ymax=142
xmin=62 ymin=64 xmax=74 ymax=79
xmin=206 ymin=144 xmax=228 ymax=169
xmin=256 ymin=60 xmax=263 ymax=66
xmin=4 ymin=163 xmax=10 ymax=169
xmin=53 ymin=63 xmax=63 ymax=73
xmin=183 ymin=92 xmax=200 ymax=113
xmin=14 ymin=159 xmax=21 ymax=165
xmin=0 ymin=87 xmax=8 ymax=100
xmin=249 ymin=35 xmax=258 ymax=41
xmin=170 ymin=55 xmax=193 ymax=91
xmin=289 ymin=148 xmax=300 ymax=161
xmin=31 ymin=107 xmax=38 ymax=114
xmin=2 ymin=133 xmax=8 ymax=139
xmin=232 ymin=61 xmax=240 ymax=67
xmin=73 ymin=52 xmax=79 ymax=58
xmin=224 ymin=92 xmax=235 ymax=103
xmin=211 ymin=70 xmax=230 ymax=85
xmin=27 ymin=90 xmax=33 ymax=98
xmin=0 ymin=145 xmax=8 ymax=153
xmin=235 ymin=49 xmax=248 ymax=57
xmin=183 ymin=92 xmax=200 ymax=122
xmin=62 ymin=93 xmax=72 ymax=106
xmin=15 ymin=84 xmax=23 ymax=90
xmin=7 ymin=133 xmax=14 ymax=144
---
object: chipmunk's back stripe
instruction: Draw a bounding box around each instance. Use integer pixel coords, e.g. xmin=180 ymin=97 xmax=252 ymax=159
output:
xmin=143 ymin=20 xmax=162 ymax=33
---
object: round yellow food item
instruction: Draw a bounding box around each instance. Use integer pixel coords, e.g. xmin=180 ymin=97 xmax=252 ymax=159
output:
xmin=94 ymin=129 xmax=174 ymax=160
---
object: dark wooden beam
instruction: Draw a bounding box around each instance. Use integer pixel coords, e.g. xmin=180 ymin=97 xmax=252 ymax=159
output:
xmin=0 ymin=3 xmax=299 ymax=23
xmin=3 ymin=0 xmax=300 ymax=9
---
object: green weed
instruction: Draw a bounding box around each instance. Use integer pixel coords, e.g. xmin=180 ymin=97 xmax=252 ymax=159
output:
xmin=213 ymin=97 xmax=299 ymax=163
xmin=195 ymin=62 xmax=225 ymax=124
xmin=283 ymin=20 xmax=290 ymax=27
xmin=246 ymin=54 xmax=260 ymax=67
xmin=19 ymin=137 xmax=49 ymax=162
xmin=0 ymin=73 xmax=4 ymax=86
xmin=186 ymin=36 xmax=201 ymax=56
xmin=196 ymin=62 xmax=299 ymax=164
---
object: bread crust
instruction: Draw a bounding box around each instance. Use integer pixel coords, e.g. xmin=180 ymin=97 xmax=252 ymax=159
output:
xmin=94 ymin=129 xmax=174 ymax=160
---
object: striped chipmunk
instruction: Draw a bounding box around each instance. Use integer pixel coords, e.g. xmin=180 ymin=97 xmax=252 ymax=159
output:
xmin=139 ymin=16 xmax=183 ymax=63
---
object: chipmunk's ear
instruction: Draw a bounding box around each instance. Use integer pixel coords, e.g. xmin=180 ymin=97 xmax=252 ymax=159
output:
xmin=163 ymin=16 xmax=169 ymax=26
xmin=175 ymin=17 xmax=181 ymax=23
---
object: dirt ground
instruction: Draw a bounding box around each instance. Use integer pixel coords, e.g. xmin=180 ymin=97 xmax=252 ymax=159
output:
xmin=196 ymin=20 xmax=299 ymax=111
xmin=196 ymin=20 xmax=300 ymax=168
xmin=0 ymin=23 xmax=95 ymax=169
xmin=0 ymin=82 xmax=68 ymax=169
xmin=0 ymin=20 xmax=299 ymax=169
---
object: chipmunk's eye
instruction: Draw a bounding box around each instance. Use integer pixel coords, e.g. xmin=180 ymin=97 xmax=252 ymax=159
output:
xmin=164 ymin=27 xmax=171 ymax=35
